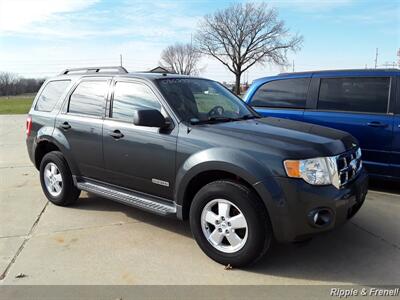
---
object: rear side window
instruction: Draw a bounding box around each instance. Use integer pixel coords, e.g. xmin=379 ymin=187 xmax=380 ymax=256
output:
xmin=112 ymin=81 xmax=161 ymax=122
xmin=35 ymin=80 xmax=70 ymax=112
xmin=317 ymin=77 xmax=390 ymax=114
xmin=250 ymin=78 xmax=310 ymax=109
xmin=68 ymin=81 xmax=108 ymax=117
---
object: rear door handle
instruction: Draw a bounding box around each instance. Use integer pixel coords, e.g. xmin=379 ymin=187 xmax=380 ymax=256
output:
xmin=109 ymin=130 xmax=124 ymax=139
xmin=367 ymin=122 xmax=388 ymax=128
xmin=60 ymin=122 xmax=71 ymax=130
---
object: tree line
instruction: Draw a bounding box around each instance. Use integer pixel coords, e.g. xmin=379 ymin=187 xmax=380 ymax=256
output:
xmin=0 ymin=72 xmax=45 ymax=97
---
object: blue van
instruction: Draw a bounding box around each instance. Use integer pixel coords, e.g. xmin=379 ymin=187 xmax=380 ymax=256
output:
xmin=244 ymin=69 xmax=400 ymax=180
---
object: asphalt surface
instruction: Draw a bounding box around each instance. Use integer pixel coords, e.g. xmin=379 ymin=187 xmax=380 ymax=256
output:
xmin=0 ymin=114 xmax=399 ymax=285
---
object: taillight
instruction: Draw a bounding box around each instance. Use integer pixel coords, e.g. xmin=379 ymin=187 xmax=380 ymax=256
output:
xmin=26 ymin=116 xmax=32 ymax=137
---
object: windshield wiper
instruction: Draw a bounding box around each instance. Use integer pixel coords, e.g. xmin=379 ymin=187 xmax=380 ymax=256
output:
xmin=190 ymin=114 xmax=260 ymax=125
xmin=190 ymin=116 xmax=237 ymax=125
xmin=239 ymin=114 xmax=260 ymax=120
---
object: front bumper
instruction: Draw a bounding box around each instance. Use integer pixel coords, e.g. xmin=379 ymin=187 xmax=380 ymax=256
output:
xmin=254 ymin=169 xmax=368 ymax=243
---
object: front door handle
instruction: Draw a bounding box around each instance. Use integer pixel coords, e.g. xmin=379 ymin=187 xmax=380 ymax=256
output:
xmin=109 ymin=130 xmax=124 ymax=139
xmin=60 ymin=122 xmax=71 ymax=130
xmin=367 ymin=122 xmax=388 ymax=128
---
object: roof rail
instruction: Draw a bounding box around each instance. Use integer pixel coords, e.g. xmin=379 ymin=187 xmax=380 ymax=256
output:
xmin=60 ymin=66 xmax=128 ymax=75
xmin=278 ymin=68 xmax=400 ymax=76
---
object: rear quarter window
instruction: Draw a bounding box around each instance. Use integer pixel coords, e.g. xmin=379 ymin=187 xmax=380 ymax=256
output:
xmin=250 ymin=78 xmax=310 ymax=109
xmin=35 ymin=80 xmax=71 ymax=112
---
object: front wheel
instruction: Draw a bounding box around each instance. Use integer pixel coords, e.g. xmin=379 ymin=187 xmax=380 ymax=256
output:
xmin=190 ymin=180 xmax=272 ymax=267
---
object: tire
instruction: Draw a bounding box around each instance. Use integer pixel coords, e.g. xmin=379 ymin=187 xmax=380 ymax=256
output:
xmin=189 ymin=180 xmax=272 ymax=267
xmin=39 ymin=151 xmax=80 ymax=206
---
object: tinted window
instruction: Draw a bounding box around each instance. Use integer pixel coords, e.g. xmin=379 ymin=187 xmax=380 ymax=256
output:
xmin=112 ymin=82 xmax=161 ymax=122
xmin=251 ymin=78 xmax=310 ymax=108
xmin=68 ymin=81 xmax=108 ymax=116
xmin=318 ymin=77 xmax=390 ymax=113
xmin=35 ymin=80 xmax=70 ymax=112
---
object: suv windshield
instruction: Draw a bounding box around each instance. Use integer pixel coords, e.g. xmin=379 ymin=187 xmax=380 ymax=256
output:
xmin=157 ymin=78 xmax=257 ymax=124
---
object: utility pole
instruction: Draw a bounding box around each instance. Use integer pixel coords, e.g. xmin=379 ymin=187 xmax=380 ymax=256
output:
xmin=292 ymin=60 xmax=295 ymax=72
xmin=397 ymin=48 xmax=400 ymax=67
xmin=374 ymin=48 xmax=378 ymax=69
xmin=120 ymin=54 xmax=123 ymax=67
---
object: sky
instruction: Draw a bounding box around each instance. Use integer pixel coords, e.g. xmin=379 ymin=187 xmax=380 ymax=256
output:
xmin=0 ymin=0 xmax=399 ymax=83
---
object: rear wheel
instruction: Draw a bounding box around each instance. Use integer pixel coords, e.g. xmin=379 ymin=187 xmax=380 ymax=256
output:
xmin=40 ymin=151 xmax=80 ymax=206
xmin=190 ymin=180 xmax=272 ymax=267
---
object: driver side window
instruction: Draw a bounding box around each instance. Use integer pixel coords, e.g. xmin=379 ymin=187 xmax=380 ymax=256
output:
xmin=112 ymin=81 xmax=165 ymax=122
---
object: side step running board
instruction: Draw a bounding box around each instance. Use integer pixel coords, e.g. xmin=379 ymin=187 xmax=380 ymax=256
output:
xmin=76 ymin=180 xmax=177 ymax=217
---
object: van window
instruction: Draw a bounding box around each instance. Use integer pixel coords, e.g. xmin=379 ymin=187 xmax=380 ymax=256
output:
xmin=68 ymin=81 xmax=108 ymax=117
xmin=35 ymin=80 xmax=70 ymax=112
xmin=250 ymin=78 xmax=310 ymax=109
xmin=317 ymin=77 xmax=390 ymax=114
xmin=112 ymin=82 xmax=161 ymax=122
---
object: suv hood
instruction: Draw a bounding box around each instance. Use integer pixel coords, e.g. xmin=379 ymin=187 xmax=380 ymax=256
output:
xmin=195 ymin=117 xmax=358 ymax=159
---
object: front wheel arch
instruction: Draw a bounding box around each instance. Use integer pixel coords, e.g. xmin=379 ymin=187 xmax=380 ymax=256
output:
xmin=178 ymin=168 xmax=270 ymax=222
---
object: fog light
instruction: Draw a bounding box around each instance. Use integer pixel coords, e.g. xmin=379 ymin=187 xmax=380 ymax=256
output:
xmin=308 ymin=208 xmax=333 ymax=228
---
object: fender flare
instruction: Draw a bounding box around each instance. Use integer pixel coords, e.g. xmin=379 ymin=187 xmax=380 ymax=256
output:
xmin=174 ymin=147 xmax=275 ymax=213
xmin=34 ymin=127 xmax=79 ymax=175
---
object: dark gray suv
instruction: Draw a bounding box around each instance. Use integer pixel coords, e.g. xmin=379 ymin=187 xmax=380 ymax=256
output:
xmin=26 ymin=66 xmax=368 ymax=267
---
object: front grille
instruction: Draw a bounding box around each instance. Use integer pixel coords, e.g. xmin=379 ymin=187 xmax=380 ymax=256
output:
xmin=336 ymin=147 xmax=362 ymax=187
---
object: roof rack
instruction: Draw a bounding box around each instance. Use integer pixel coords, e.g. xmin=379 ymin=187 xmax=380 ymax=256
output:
xmin=60 ymin=66 xmax=128 ymax=75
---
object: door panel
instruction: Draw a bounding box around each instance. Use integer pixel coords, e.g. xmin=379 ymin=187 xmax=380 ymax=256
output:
xmin=102 ymin=80 xmax=177 ymax=199
xmin=304 ymin=76 xmax=394 ymax=177
xmin=303 ymin=111 xmax=393 ymax=175
xmin=54 ymin=79 xmax=109 ymax=179
xmin=102 ymin=119 xmax=177 ymax=199
xmin=55 ymin=114 xmax=104 ymax=179
xmin=390 ymin=76 xmax=400 ymax=178
xmin=390 ymin=115 xmax=400 ymax=177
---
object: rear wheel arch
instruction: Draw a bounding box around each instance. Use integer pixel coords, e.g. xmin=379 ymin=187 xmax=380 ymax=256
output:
xmin=34 ymin=136 xmax=79 ymax=175
xmin=34 ymin=140 xmax=61 ymax=169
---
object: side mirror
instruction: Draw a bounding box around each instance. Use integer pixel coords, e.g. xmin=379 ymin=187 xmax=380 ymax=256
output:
xmin=133 ymin=109 xmax=166 ymax=128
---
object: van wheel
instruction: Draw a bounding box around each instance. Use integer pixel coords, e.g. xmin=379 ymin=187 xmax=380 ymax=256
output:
xmin=190 ymin=180 xmax=272 ymax=267
xmin=39 ymin=151 xmax=80 ymax=206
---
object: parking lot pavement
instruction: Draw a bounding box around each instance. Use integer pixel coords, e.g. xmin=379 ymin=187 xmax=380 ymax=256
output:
xmin=0 ymin=114 xmax=399 ymax=285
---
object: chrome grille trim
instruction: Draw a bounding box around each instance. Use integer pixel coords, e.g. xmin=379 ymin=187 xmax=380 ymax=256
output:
xmin=332 ymin=147 xmax=362 ymax=189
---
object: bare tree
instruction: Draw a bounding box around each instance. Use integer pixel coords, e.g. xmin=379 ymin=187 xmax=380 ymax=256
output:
xmin=160 ymin=43 xmax=202 ymax=75
xmin=195 ymin=2 xmax=303 ymax=94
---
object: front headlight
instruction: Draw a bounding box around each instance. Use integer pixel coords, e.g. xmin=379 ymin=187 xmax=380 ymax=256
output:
xmin=284 ymin=157 xmax=337 ymax=186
